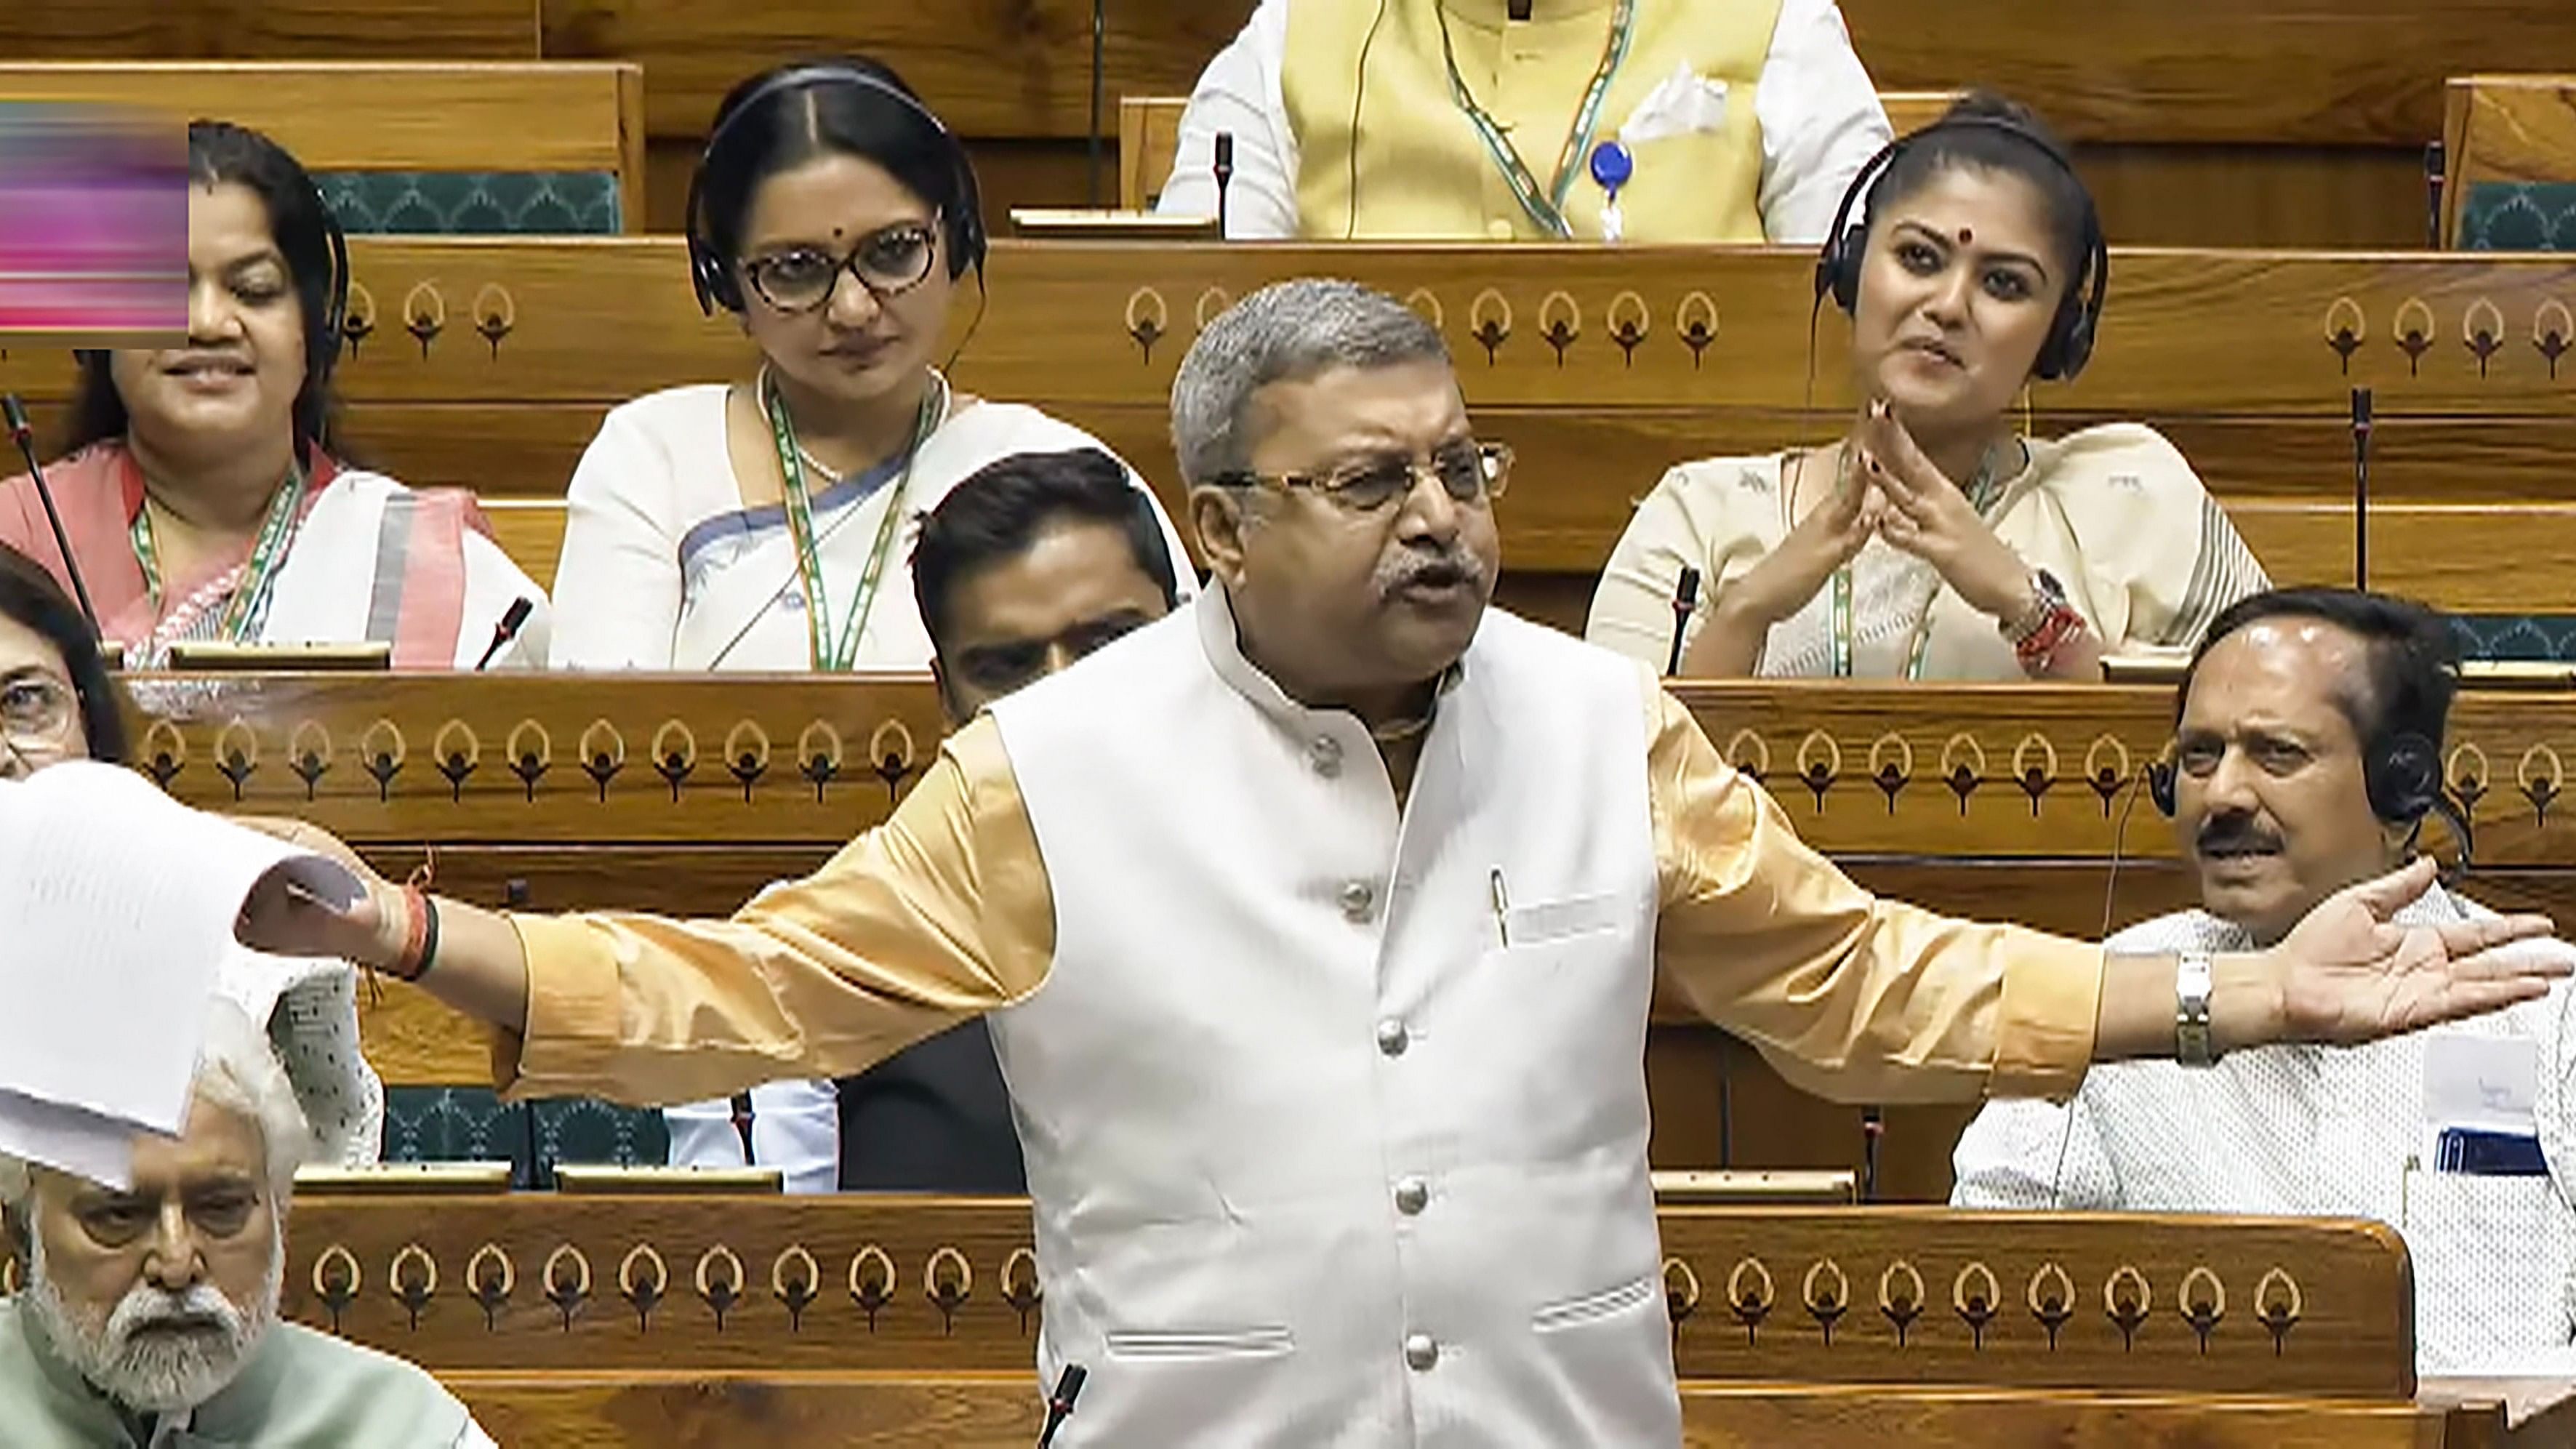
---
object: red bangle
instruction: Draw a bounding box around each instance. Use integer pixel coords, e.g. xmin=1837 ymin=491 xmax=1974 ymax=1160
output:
xmin=386 ymin=885 xmax=432 ymax=982
xmin=2015 ymin=604 xmax=2087 ymax=673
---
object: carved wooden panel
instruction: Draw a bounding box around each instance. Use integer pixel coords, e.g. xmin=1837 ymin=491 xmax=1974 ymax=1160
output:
xmin=1658 ymin=1208 xmax=2412 ymax=1400
xmin=0 ymin=1200 xmax=2415 ymax=1400
xmin=121 ymin=677 xmax=2576 ymax=864
xmin=3 ymin=243 xmax=2567 ymax=417
xmin=0 ymin=0 xmax=540 ymax=59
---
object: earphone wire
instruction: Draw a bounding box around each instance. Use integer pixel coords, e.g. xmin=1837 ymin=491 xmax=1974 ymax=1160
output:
xmin=1346 ymin=0 xmax=1393 ymax=239
xmin=2043 ymin=765 xmax=2155 ymax=1209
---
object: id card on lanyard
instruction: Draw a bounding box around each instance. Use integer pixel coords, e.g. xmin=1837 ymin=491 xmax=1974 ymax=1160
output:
xmin=128 ymin=457 xmax=311 ymax=644
xmin=1435 ymin=0 xmax=1637 ymax=239
xmin=761 ymin=371 xmax=946 ymax=673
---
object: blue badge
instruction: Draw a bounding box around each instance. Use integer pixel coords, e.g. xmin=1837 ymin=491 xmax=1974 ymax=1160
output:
xmin=1588 ymin=140 xmax=1634 ymax=196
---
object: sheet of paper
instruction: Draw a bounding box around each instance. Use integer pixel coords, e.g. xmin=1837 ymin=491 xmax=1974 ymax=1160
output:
xmin=2422 ymin=1030 xmax=2540 ymax=1133
xmin=0 ymin=1088 xmax=151 ymax=1189
xmin=0 ymin=760 xmax=358 ymax=1185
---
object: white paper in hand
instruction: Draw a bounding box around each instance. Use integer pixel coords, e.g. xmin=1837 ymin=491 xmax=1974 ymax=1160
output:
xmin=0 ymin=760 xmax=358 ymax=1187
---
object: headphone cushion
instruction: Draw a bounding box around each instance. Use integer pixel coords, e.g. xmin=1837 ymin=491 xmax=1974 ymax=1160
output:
xmin=2368 ymin=735 xmax=2441 ymax=824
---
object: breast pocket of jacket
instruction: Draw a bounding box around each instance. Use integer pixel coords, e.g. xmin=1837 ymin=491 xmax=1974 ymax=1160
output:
xmin=1501 ymin=889 xmax=1627 ymax=951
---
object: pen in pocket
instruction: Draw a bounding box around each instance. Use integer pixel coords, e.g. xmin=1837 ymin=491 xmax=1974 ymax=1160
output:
xmin=1490 ymin=868 xmax=1510 ymax=947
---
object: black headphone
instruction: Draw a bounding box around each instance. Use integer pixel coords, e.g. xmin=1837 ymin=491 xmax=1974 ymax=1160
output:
xmin=1812 ymin=113 xmax=2109 ymax=383
xmin=683 ymin=63 xmax=987 ymax=317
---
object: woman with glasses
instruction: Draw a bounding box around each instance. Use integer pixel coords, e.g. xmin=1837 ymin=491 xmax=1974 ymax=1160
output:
xmin=0 ymin=541 xmax=385 ymax=1164
xmin=546 ymin=57 xmax=1193 ymax=673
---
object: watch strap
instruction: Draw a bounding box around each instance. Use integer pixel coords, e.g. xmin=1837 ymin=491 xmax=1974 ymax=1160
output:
xmin=2175 ymin=950 xmax=2218 ymax=1067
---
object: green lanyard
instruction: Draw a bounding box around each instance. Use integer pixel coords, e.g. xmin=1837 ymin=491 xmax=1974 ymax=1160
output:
xmin=1434 ymin=0 xmax=1637 ymax=239
xmin=1825 ymin=445 xmax=2010 ymax=680
xmin=129 ymin=460 xmax=309 ymax=642
xmin=762 ymin=369 xmax=944 ymax=673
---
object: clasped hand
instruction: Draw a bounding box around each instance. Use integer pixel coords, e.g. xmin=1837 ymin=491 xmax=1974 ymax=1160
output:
xmin=1724 ymin=401 xmax=2031 ymax=629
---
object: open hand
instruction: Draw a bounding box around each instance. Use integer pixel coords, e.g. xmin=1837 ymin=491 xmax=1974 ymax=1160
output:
xmin=1855 ymin=402 xmax=2032 ymax=622
xmin=2268 ymin=856 xmax=2571 ymax=1045
xmin=1717 ymin=445 xmax=1885 ymax=628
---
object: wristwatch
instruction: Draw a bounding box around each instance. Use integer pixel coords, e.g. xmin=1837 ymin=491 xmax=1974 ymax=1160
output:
xmin=2002 ymin=569 xmax=2069 ymax=646
xmin=2175 ymin=951 xmax=2218 ymax=1067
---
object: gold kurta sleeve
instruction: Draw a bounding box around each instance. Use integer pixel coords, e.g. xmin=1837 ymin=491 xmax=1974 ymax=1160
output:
xmin=1642 ymin=678 xmax=2103 ymax=1102
xmin=495 ymin=717 xmax=1053 ymax=1104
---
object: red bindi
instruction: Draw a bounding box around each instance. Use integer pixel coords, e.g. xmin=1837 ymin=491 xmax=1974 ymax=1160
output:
xmin=1957 ymin=226 xmax=1974 ymax=244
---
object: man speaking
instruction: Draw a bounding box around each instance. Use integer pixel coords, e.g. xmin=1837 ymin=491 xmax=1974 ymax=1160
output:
xmin=240 ymin=281 xmax=2567 ymax=1445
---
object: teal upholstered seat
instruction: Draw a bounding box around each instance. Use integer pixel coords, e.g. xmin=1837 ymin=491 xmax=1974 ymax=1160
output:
xmin=314 ymin=171 xmax=622 ymax=236
xmin=381 ymin=1086 xmax=668 ymax=1188
xmin=2456 ymin=181 xmax=2576 ymax=252
xmin=2452 ymin=614 xmax=2576 ymax=663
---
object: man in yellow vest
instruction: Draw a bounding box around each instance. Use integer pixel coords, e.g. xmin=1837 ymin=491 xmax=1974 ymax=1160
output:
xmin=1155 ymin=0 xmax=1890 ymax=242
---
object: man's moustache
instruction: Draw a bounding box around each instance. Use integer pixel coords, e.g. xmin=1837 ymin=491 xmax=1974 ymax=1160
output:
xmin=2196 ymin=821 xmax=2282 ymax=854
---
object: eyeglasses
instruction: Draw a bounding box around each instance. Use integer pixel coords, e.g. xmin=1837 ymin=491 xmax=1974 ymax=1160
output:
xmin=1219 ymin=440 xmax=1514 ymax=514
xmin=0 ymin=673 xmax=76 ymax=760
xmin=739 ymin=220 xmax=942 ymax=314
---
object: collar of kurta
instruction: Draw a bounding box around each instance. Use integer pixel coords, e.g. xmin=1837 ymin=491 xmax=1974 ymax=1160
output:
xmin=1194 ymin=581 xmax=1468 ymax=732
xmin=1438 ymin=0 xmax=1621 ymax=23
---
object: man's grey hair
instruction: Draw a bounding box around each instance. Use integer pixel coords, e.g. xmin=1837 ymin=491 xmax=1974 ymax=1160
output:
xmin=0 ymin=998 xmax=313 ymax=1211
xmin=1169 ymin=278 xmax=1453 ymax=487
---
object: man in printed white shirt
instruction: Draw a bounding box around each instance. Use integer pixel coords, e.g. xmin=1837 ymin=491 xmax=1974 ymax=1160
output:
xmin=1954 ymin=586 xmax=2576 ymax=1375
xmin=1155 ymin=0 xmax=1890 ymax=243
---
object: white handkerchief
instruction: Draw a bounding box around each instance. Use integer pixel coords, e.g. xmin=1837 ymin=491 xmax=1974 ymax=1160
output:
xmin=1619 ymin=60 xmax=1730 ymax=147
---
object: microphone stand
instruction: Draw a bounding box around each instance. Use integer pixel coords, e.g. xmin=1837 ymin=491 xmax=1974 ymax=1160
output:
xmin=1664 ymin=566 xmax=1701 ymax=676
xmin=1087 ymin=0 xmax=1106 ymax=208
xmin=2351 ymin=388 xmax=2372 ymax=591
xmin=2 ymin=394 xmax=100 ymax=633
xmin=1213 ymin=132 xmax=1235 ymax=236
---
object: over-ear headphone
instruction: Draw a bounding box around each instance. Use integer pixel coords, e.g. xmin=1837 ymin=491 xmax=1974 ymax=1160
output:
xmin=2148 ymin=728 xmax=2473 ymax=867
xmin=684 ymin=62 xmax=987 ymax=318
xmin=1812 ymin=113 xmax=2109 ymax=383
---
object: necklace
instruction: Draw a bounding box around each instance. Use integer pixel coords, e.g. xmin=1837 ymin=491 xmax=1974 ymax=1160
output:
xmin=760 ymin=366 xmax=947 ymax=672
xmin=1433 ymin=0 xmax=1637 ymax=238
xmin=1822 ymin=439 xmax=2017 ymax=680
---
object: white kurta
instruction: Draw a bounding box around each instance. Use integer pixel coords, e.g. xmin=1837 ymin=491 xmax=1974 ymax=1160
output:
xmin=985 ymin=589 xmax=1674 ymax=1445
xmin=1953 ymin=892 xmax=2576 ymax=1376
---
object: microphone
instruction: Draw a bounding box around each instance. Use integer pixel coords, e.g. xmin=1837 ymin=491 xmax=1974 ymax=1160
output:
xmin=1086 ymin=0 xmax=1106 ymax=208
xmin=1213 ymin=132 xmax=1236 ymax=237
xmin=2424 ymin=140 xmax=2446 ymax=248
xmin=2 ymin=394 xmax=100 ymax=635
xmin=2350 ymin=388 xmax=2373 ymax=590
xmin=1860 ymin=1107 xmax=1884 ymax=1203
xmin=1664 ymin=565 xmax=1701 ymax=676
xmin=473 ymin=597 xmax=535 ymax=671
xmin=1037 ymin=1363 xmax=1088 ymax=1448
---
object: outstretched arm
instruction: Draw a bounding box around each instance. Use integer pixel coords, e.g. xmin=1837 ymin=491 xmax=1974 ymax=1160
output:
xmin=1641 ymin=682 xmax=2566 ymax=1103
xmin=236 ymin=720 xmax=1054 ymax=1107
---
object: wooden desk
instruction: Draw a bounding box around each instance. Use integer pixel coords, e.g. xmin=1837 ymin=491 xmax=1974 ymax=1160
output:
xmin=443 ymin=1371 xmax=2539 ymax=1447
xmin=0 ymin=63 xmax=642 ymax=229
xmin=117 ymin=674 xmax=2576 ymax=1200
xmin=15 ymin=240 xmax=2575 ymax=609
xmin=4 ymin=1197 xmax=2410 ymax=1394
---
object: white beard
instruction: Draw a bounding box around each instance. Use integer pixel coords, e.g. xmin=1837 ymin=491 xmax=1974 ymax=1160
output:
xmin=23 ymin=1229 xmax=282 ymax=1416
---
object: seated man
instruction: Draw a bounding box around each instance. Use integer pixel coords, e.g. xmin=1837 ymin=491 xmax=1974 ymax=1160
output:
xmin=1156 ymin=0 xmax=1890 ymax=242
xmin=1954 ymin=587 xmax=2576 ymax=1374
xmin=0 ymin=999 xmax=491 ymax=1447
xmin=665 ymin=446 xmax=1186 ymax=1191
